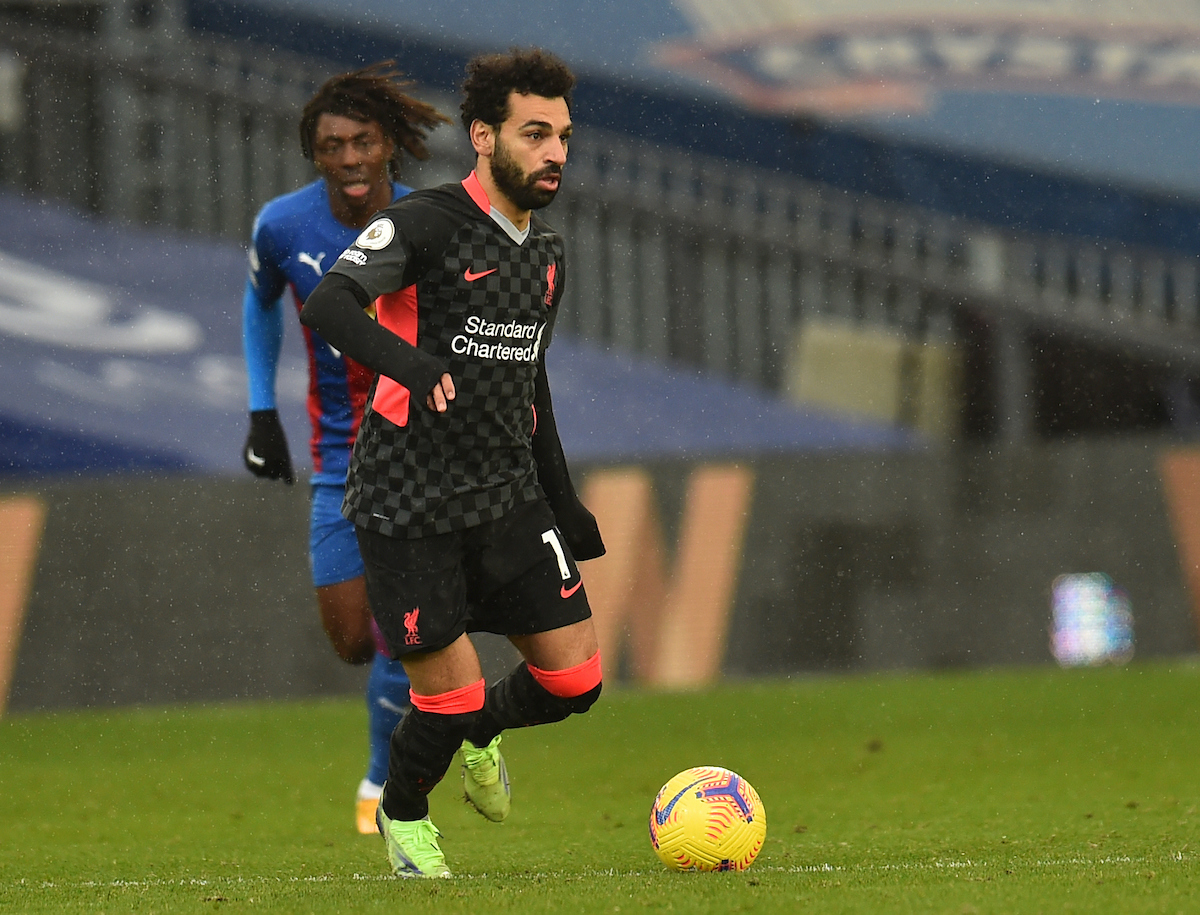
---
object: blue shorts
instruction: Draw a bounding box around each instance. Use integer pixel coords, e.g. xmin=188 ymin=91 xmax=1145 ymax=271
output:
xmin=310 ymin=482 xmax=365 ymax=588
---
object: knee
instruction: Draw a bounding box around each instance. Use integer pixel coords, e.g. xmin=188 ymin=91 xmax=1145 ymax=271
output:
xmin=327 ymin=629 xmax=374 ymax=665
xmin=316 ymin=584 xmax=375 ymax=664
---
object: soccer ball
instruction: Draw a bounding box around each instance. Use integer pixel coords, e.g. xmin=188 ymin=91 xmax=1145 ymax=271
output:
xmin=648 ymin=766 xmax=766 ymax=872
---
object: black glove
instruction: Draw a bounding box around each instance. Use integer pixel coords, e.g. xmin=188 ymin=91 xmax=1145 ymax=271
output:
xmin=549 ymin=491 xmax=606 ymax=561
xmin=242 ymin=409 xmax=294 ymax=484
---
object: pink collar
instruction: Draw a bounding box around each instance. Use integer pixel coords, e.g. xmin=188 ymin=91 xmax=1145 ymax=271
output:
xmin=461 ymin=171 xmax=490 ymax=214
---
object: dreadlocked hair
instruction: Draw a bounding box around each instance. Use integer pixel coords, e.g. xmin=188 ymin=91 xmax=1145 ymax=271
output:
xmin=299 ymin=60 xmax=451 ymax=175
xmin=460 ymin=47 xmax=575 ymax=131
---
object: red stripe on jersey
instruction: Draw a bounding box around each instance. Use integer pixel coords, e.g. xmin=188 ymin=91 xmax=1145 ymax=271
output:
xmin=291 ymin=280 xmax=329 ymax=474
xmin=462 ymin=170 xmax=491 ymax=214
xmin=372 ymin=286 xmax=419 ymax=426
xmin=301 ymin=323 xmax=325 ymax=470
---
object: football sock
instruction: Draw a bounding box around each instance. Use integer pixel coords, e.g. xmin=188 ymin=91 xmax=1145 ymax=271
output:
xmin=382 ymin=680 xmax=485 ymax=822
xmin=366 ymin=651 xmax=411 ymax=787
xmin=357 ymin=778 xmax=383 ymax=801
xmin=466 ymin=654 xmax=603 ymax=748
xmin=528 ymin=652 xmax=603 ymax=698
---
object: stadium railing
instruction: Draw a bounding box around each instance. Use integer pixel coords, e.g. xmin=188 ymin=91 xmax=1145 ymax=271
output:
xmin=3 ymin=9 xmax=1198 ymax=407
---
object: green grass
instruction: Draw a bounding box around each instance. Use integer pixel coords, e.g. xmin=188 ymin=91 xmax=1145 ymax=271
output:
xmin=2 ymin=661 xmax=1199 ymax=913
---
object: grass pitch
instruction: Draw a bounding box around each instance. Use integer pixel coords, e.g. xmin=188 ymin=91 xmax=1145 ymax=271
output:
xmin=2 ymin=661 xmax=1198 ymax=913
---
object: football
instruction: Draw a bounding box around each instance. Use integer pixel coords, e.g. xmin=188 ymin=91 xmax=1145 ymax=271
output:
xmin=648 ymin=766 xmax=766 ymax=872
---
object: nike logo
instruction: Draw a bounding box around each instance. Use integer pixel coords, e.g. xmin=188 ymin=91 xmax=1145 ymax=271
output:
xmin=560 ymin=580 xmax=583 ymax=599
xmin=655 ymin=778 xmax=705 ymax=826
xmin=298 ymin=251 xmax=325 ymax=275
xmin=464 ymin=267 xmax=497 ymax=281
xmin=245 ymin=449 xmax=266 ymax=468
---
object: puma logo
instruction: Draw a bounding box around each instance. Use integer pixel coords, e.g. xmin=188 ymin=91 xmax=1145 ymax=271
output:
xmin=298 ymin=251 xmax=325 ymax=275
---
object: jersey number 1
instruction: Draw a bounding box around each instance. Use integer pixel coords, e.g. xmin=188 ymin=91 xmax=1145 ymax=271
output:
xmin=541 ymin=529 xmax=571 ymax=581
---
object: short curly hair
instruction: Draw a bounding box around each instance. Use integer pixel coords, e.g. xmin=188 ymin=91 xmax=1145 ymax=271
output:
xmin=300 ymin=61 xmax=450 ymax=176
xmin=460 ymin=48 xmax=576 ymax=131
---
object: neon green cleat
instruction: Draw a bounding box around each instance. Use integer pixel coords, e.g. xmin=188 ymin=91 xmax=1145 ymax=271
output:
xmin=460 ymin=735 xmax=511 ymax=822
xmin=375 ymin=796 xmax=451 ymax=878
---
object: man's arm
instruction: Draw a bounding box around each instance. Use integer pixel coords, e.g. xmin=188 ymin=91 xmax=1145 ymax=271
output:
xmin=243 ymin=277 xmax=284 ymax=412
xmin=532 ymin=355 xmax=605 ymax=560
xmin=241 ymin=277 xmax=293 ymax=483
xmin=300 ymin=272 xmax=451 ymax=409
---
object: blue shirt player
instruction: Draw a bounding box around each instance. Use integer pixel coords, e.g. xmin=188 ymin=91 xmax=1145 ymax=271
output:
xmin=240 ymin=61 xmax=450 ymax=835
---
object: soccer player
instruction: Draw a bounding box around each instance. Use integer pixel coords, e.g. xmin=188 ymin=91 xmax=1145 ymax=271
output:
xmin=299 ymin=48 xmax=605 ymax=877
xmin=240 ymin=62 xmax=450 ymax=835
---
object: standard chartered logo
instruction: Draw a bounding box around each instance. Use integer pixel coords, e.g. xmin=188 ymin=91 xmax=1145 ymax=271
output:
xmin=452 ymin=314 xmax=544 ymax=362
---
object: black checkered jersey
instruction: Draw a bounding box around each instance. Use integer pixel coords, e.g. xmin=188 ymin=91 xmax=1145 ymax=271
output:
xmin=325 ymin=172 xmax=564 ymax=538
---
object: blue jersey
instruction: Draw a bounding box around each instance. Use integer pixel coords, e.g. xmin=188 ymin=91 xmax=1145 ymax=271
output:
xmin=245 ymin=179 xmax=410 ymax=485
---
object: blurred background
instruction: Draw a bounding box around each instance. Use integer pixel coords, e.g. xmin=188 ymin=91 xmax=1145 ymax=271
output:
xmin=3 ymin=0 xmax=1200 ymax=714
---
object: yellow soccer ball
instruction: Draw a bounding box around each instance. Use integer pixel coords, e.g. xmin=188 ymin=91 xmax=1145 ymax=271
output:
xmin=648 ymin=766 xmax=766 ymax=872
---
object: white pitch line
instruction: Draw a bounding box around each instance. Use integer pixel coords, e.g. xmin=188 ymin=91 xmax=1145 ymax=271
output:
xmin=762 ymin=851 xmax=1194 ymax=874
xmin=10 ymin=851 xmax=1192 ymax=890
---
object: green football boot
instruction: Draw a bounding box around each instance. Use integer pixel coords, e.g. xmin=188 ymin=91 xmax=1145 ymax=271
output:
xmin=460 ymin=735 xmax=511 ymax=822
xmin=375 ymin=796 xmax=451 ymax=878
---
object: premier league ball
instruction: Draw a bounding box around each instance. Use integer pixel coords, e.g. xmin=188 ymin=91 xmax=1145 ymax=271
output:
xmin=648 ymin=766 xmax=766 ymax=872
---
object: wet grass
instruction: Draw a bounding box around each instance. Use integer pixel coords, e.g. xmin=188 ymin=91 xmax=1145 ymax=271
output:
xmin=2 ymin=660 xmax=1199 ymax=913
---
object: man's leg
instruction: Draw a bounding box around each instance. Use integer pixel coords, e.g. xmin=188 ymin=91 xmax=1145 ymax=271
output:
xmin=315 ymin=577 xmax=373 ymax=663
xmin=512 ymin=615 xmax=600 ymax=670
xmin=355 ymin=525 xmax=483 ymax=824
xmin=365 ymin=652 xmax=411 ymax=790
xmin=465 ymin=618 xmax=602 ymax=749
xmin=316 ymin=579 xmax=411 ymax=833
xmin=381 ymin=635 xmax=485 ymax=822
xmin=456 ymin=507 xmax=604 ymax=817
xmin=311 ymin=484 xmax=411 ymax=833
xmin=375 ymin=636 xmax=484 ymax=878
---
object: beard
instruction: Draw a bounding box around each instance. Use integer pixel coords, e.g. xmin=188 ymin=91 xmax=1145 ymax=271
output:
xmin=491 ymin=135 xmax=562 ymax=212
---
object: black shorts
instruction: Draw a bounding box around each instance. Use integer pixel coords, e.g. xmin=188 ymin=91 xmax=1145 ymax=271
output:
xmin=356 ymin=498 xmax=592 ymax=657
